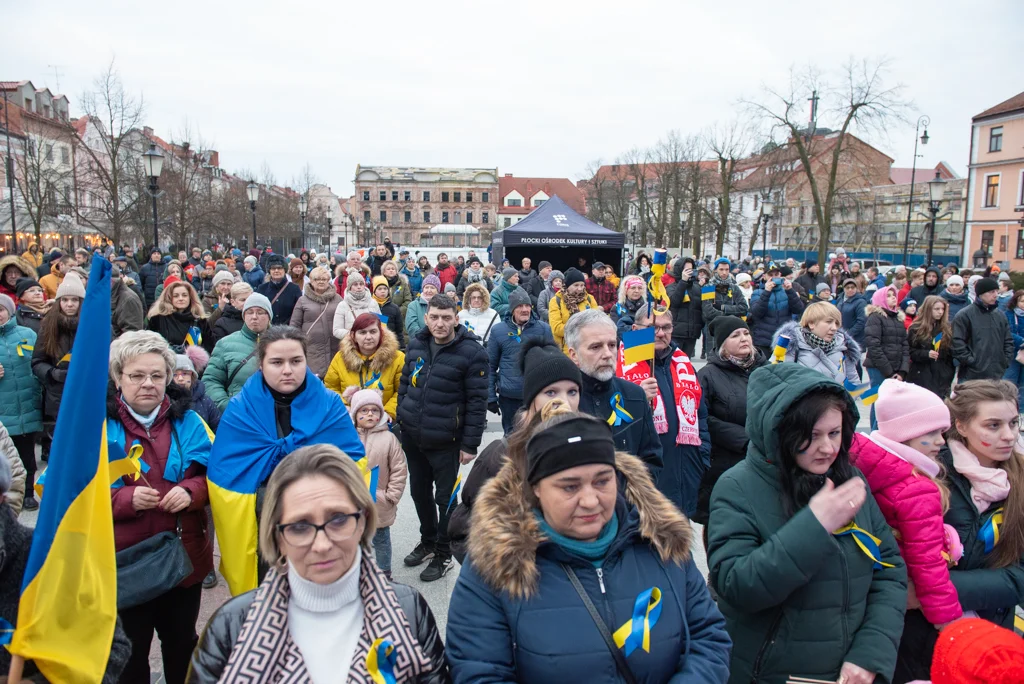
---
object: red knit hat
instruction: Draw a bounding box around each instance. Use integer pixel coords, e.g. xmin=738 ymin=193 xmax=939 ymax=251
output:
xmin=931 ymin=618 xmax=1024 ymax=683
xmin=349 ymin=313 xmax=383 ymax=352
xmin=163 ymin=275 xmax=181 ymax=289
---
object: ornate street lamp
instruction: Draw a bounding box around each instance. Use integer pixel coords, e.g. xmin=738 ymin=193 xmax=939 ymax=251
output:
xmin=142 ymin=143 xmax=165 ymax=250
xmin=901 ymin=115 xmax=931 ymax=263
xmin=246 ymin=181 xmax=259 ymax=247
xmin=925 ymin=171 xmax=947 ymax=267
xmin=298 ymin=195 xmax=308 ymax=250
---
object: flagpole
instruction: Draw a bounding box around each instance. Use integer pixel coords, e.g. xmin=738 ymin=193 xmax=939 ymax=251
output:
xmin=9 ymin=654 xmax=25 ymax=683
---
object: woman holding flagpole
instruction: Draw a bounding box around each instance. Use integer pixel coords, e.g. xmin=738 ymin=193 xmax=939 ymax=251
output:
xmin=707 ymin=363 xmax=907 ymax=684
xmin=446 ymin=411 xmax=731 ymax=683
xmin=207 ymin=325 xmax=365 ymax=598
xmin=189 ymin=444 xmax=449 ymax=683
xmin=106 ymin=330 xmax=215 ymax=684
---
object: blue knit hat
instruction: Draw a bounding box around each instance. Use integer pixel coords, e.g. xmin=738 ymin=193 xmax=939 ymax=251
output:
xmin=713 ymin=257 xmax=731 ymax=269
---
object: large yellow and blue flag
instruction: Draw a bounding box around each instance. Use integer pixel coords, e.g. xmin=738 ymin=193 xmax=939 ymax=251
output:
xmin=646 ymin=249 xmax=669 ymax=312
xmin=9 ymin=256 xmax=116 ymax=683
xmin=701 ymin=285 xmax=716 ymax=301
xmin=621 ymin=327 xmax=656 ymax=366
xmin=860 ymin=385 xmax=880 ymax=407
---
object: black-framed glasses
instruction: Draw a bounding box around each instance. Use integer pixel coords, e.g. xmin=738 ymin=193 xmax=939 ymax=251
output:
xmin=276 ymin=511 xmax=362 ymax=547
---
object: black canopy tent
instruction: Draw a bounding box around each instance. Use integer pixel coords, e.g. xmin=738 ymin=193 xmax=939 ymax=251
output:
xmin=490 ymin=195 xmax=625 ymax=275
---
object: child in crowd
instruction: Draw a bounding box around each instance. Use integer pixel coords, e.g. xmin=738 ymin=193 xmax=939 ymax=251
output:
xmin=902 ymin=298 xmax=918 ymax=330
xmin=371 ymin=276 xmax=405 ymax=350
xmin=849 ymin=380 xmax=964 ymax=683
xmin=349 ymin=389 xmax=407 ymax=580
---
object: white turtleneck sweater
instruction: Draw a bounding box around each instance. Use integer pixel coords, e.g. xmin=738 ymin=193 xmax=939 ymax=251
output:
xmin=287 ymin=546 xmax=364 ymax=682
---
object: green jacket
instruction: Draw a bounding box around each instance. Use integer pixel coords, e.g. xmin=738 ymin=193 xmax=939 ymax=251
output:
xmin=388 ymin=274 xmax=411 ymax=317
xmin=707 ymin=363 xmax=907 ymax=684
xmin=404 ymin=297 xmax=428 ymax=339
xmin=204 ymin=324 xmax=260 ymax=411
xmin=490 ymin=279 xmax=518 ymax=317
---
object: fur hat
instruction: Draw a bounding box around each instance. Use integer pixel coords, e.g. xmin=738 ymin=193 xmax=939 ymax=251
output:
xmin=265 ymin=254 xmax=287 ymax=271
xmin=185 ymin=345 xmax=210 ymax=375
xmin=874 ymin=379 xmax=950 ymax=443
xmin=55 ymin=274 xmax=86 ymax=300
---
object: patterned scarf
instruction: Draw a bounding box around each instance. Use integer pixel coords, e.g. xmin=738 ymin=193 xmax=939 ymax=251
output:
xmin=802 ymin=328 xmax=838 ymax=355
xmin=562 ymin=287 xmax=588 ymax=309
xmin=216 ymin=549 xmax=434 ymax=683
xmin=726 ymin=352 xmax=756 ymax=369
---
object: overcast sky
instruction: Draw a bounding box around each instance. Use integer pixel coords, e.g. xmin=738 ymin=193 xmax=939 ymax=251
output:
xmin=4 ymin=0 xmax=1021 ymax=199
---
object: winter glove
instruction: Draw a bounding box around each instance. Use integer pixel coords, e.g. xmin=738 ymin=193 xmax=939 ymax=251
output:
xmin=488 ymin=401 xmax=501 ymax=415
xmin=50 ymin=369 xmax=68 ymax=383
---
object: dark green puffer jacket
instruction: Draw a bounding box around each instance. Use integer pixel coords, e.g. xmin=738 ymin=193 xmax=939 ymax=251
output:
xmin=707 ymin=363 xmax=907 ymax=684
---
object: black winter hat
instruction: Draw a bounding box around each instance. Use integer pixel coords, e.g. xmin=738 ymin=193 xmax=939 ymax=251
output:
xmin=564 ymin=268 xmax=586 ymax=287
xmin=15 ymin=277 xmax=40 ymax=298
xmin=265 ymin=254 xmax=287 ymax=270
xmin=526 ymin=415 xmax=616 ymax=485
xmin=519 ymin=338 xmax=582 ymax=408
xmin=711 ymin=316 xmax=748 ymax=351
xmin=974 ymin=277 xmax=999 ymax=298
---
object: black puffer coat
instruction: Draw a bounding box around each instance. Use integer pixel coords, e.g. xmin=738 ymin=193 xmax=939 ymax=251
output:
xmin=694 ymin=349 xmax=767 ymax=524
xmin=146 ymin=311 xmax=214 ymax=354
xmin=31 ymin=325 xmax=75 ymax=419
xmin=747 ymin=284 xmax=805 ymax=348
xmin=186 ymin=581 xmax=449 ymax=684
xmin=668 ymin=278 xmax=703 ymax=340
xmin=952 ymin=300 xmax=1015 ymax=382
xmin=397 ymin=325 xmax=489 ymax=453
xmin=863 ymin=305 xmax=910 ymax=378
xmin=210 ymin=305 xmax=244 ymax=346
xmin=906 ymin=326 xmax=955 ymax=398
xmin=138 ymin=259 xmax=164 ymax=308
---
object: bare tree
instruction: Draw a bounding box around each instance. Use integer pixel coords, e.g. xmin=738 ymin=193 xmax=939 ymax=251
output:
xmin=158 ymin=122 xmax=217 ymax=250
xmin=584 ymin=158 xmax=633 ymax=235
xmin=744 ymin=59 xmax=910 ymax=265
xmin=703 ymin=121 xmax=751 ymax=257
xmin=72 ymin=62 xmax=148 ymax=247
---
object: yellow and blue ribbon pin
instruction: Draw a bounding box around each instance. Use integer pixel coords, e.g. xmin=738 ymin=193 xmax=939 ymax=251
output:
xmin=613 ymin=587 xmax=662 ymax=656
xmin=979 ymin=507 xmax=1004 ymax=553
xmin=16 ymin=340 xmax=33 ymax=357
xmin=410 ymin=358 xmax=425 ymax=387
xmin=607 ymin=392 xmax=633 ymax=426
xmin=364 ymin=370 xmax=384 ymax=390
xmin=834 ymin=522 xmax=894 ymax=570
xmin=367 ymin=637 xmax=397 ymax=684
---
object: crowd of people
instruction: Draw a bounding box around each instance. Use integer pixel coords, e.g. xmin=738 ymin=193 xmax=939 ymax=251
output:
xmin=0 ymin=238 xmax=1023 ymax=683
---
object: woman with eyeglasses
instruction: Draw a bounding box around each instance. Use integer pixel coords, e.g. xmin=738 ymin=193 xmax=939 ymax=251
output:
xmin=189 ymin=444 xmax=449 ymax=683
xmin=106 ymin=331 xmax=214 ymax=684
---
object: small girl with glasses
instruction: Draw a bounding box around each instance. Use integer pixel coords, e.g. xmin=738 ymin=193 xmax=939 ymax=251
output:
xmin=349 ymin=389 xmax=406 ymax=580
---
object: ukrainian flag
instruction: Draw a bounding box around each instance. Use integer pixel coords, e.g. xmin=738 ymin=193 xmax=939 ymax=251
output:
xmin=9 ymin=256 xmax=116 ymax=683
xmin=622 ymin=327 xmax=656 ymax=366
xmin=860 ymin=385 xmax=880 ymax=406
xmin=701 ymin=285 xmax=716 ymax=301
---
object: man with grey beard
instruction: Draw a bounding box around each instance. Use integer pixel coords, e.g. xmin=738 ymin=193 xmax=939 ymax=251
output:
xmin=564 ymin=309 xmax=663 ymax=478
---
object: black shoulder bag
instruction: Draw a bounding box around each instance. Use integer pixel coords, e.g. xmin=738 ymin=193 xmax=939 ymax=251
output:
xmin=560 ymin=563 xmax=638 ymax=684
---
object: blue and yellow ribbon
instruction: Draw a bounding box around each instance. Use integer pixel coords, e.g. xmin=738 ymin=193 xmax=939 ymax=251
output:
xmin=185 ymin=325 xmax=202 ymax=348
xmin=16 ymin=340 xmax=33 ymax=357
xmin=607 ymin=392 xmax=633 ymax=426
xmin=834 ymin=522 xmax=894 ymax=570
xmin=980 ymin=506 xmax=1004 ymax=553
xmin=508 ymin=326 xmax=522 ymax=343
xmin=613 ymin=587 xmax=662 ymax=656
xmin=366 ymin=637 xmax=397 ymax=684
xmin=447 ymin=474 xmax=462 ymax=514
xmin=410 ymin=358 xmax=425 ymax=387
xmin=356 ymin=457 xmax=380 ymax=503
xmin=363 ymin=370 xmax=384 ymax=390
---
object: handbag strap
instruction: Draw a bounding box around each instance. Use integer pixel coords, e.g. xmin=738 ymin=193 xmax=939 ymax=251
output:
xmin=168 ymin=425 xmax=186 ymax=540
xmin=560 ymin=563 xmax=638 ymax=684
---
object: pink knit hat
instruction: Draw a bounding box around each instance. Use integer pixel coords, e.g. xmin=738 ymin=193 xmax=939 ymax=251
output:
xmin=348 ymin=388 xmax=384 ymax=421
xmin=875 ymin=379 xmax=950 ymax=443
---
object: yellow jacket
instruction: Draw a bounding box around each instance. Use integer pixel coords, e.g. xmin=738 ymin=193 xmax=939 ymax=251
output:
xmin=548 ymin=291 xmax=600 ymax=353
xmin=324 ymin=328 xmax=405 ymax=420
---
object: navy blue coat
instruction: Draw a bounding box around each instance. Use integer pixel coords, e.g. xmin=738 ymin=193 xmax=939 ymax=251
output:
xmin=1005 ymin=307 xmax=1024 ymax=350
xmin=837 ymin=292 xmax=869 ymax=347
xmin=650 ymin=345 xmax=710 ymax=517
xmin=941 ymin=290 xmax=970 ymax=322
xmin=446 ymin=452 xmax=731 ymax=684
xmin=189 ymin=380 xmax=221 ymax=433
xmin=241 ymin=266 xmax=265 ymax=289
xmin=748 ymin=285 xmax=805 ymax=348
xmin=486 ymin=311 xmax=553 ymax=402
xmin=255 ymin=278 xmax=302 ymax=325
xmin=579 ymin=373 xmax=664 ymax=476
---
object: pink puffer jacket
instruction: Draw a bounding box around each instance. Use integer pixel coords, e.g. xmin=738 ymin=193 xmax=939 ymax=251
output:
xmin=849 ymin=432 xmax=962 ymax=624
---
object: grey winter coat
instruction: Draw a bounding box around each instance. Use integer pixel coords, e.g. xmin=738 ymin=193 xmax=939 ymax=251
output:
xmin=289 ymin=283 xmax=342 ymax=379
xmin=773 ymin=321 xmax=863 ymax=386
xmin=536 ymin=270 xmax=564 ymax=321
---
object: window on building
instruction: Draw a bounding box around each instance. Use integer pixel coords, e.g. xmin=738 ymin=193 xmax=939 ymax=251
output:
xmin=1017 ymin=231 xmax=1024 ymax=260
xmin=981 ymin=230 xmax=994 ymax=256
xmin=738 ymin=196 xmax=744 ymax=211
xmin=442 ymin=191 xmax=449 ymax=202
xmin=404 ymin=211 xmax=411 ymax=223
xmin=45 ymin=144 xmax=53 ymax=162
xmin=990 ymin=126 xmax=1003 ymax=153
xmin=753 ymin=195 xmax=759 ymax=210
xmin=1000 ymin=234 xmax=1008 ymax=253
xmin=404 ymin=191 xmax=411 ymax=201
xmin=442 ymin=211 xmax=449 ymax=223
xmin=534 ymin=198 xmax=546 ymax=206
xmin=423 ymin=191 xmax=431 ymax=201
xmin=380 ymin=210 xmax=387 ymax=222
xmin=798 ymin=206 xmax=805 ymax=222
xmin=466 ymin=211 xmax=473 ymax=224
xmin=424 ymin=211 xmax=431 ymax=223
xmin=482 ymin=212 xmax=489 ymax=224
xmin=454 ymin=191 xmax=461 ymax=202
xmin=984 ymin=174 xmax=1000 ymax=207
xmin=504 ymin=217 xmax=512 ymax=228
xmin=364 ymin=210 xmax=371 ymax=222
xmin=60 ymin=146 xmax=69 ymax=164
xmin=507 ymin=198 xmax=522 ymax=207
xmin=482 ymin=192 xmax=489 ymax=202
xmin=466 ymin=191 xmax=473 ymax=202
xmin=363 ymin=191 xmax=370 ymax=201
xmin=391 ymin=191 xmax=398 ymax=201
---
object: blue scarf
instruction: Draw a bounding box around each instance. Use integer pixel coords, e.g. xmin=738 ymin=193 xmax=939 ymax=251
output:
xmin=535 ymin=509 xmax=619 ymax=567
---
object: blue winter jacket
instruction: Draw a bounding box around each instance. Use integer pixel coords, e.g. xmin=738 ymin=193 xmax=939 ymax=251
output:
xmin=241 ymin=266 xmax=265 ymax=289
xmin=837 ymin=292 xmax=869 ymax=347
xmin=0 ymin=319 xmax=42 ymax=436
xmin=486 ymin=311 xmax=553 ymax=403
xmin=401 ymin=265 xmax=423 ymax=296
xmin=748 ymin=285 xmax=806 ymax=348
xmin=941 ymin=290 xmax=970 ymax=322
xmin=650 ymin=345 xmax=711 ymax=517
xmin=1004 ymin=308 xmax=1024 ymax=351
xmin=446 ymin=451 xmax=732 ymax=684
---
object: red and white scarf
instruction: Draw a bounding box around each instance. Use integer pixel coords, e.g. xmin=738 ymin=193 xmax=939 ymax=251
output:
xmin=617 ymin=344 xmax=702 ymax=446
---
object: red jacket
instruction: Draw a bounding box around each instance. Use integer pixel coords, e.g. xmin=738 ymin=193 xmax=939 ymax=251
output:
xmin=110 ymin=395 xmax=213 ymax=588
xmin=586 ymin=276 xmax=618 ymax=312
xmin=435 ymin=263 xmax=459 ymax=291
xmin=849 ymin=433 xmax=962 ymax=624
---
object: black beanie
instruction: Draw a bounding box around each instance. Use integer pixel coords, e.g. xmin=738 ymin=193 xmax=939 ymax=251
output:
xmin=526 ymin=415 xmax=616 ymax=485
xmin=564 ymin=268 xmax=586 ymax=288
xmin=711 ymin=316 xmax=748 ymax=350
xmin=519 ymin=338 xmax=582 ymax=408
xmin=974 ymin=277 xmax=999 ymax=298
xmin=15 ymin=277 xmax=40 ymax=298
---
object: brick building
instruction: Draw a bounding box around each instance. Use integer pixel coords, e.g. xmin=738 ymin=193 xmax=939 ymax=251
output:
xmin=497 ymin=173 xmax=586 ymax=229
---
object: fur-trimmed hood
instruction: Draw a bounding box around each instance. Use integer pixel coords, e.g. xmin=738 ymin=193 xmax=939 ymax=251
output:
xmin=0 ymin=255 xmax=35 ymax=281
xmin=772 ymin=319 xmax=862 ymax=358
xmin=463 ymin=281 xmax=491 ymax=309
xmin=339 ymin=325 xmax=400 ymax=374
xmin=467 ymin=451 xmax=692 ymax=599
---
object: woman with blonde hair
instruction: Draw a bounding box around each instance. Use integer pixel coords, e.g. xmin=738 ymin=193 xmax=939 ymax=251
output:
xmin=772 ymin=300 xmax=863 ymax=385
xmin=147 ymin=280 xmax=213 ymax=354
xmin=907 ymin=294 xmax=955 ymax=398
xmin=189 ymin=444 xmax=449 ymax=683
xmin=289 ymin=266 xmax=342 ymax=379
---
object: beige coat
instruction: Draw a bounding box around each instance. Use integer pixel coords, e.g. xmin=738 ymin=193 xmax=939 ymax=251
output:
xmin=332 ymin=291 xmax=381 ymax=340
xmin=289 ymin=283 xmax=342 ymax=379
xmin=357 ymin=412 xmax=407 ymax=528
xmin=0 ymin=422 xmax=27 ymax=515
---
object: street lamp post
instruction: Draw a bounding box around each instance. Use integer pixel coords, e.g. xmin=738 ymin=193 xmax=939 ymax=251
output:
xmin=925 ymin=171 xmax=947 ymax=267
xmin=298 ymin=195 xmax=308 ymax=251
xmin=901 ymin=115 xmax=930 ymax=264
xmin=761 ymin=199 xmax=775 ymax=261
xmin=326 ymin=204 xmax=333 ymax=249
xmin=246 ymin=181 xmax=259 ymax=249
xmin=141 ymin=143 xmax=165 ymax=250
xmin=679 ymin=208 xmax=689 ymax=256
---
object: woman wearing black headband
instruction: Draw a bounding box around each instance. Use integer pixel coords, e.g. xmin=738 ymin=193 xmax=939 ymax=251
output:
xmin=446 ymin=410 xmax=730 ymax=683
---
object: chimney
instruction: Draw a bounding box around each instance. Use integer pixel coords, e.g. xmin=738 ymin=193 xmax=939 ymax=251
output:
xmin=504 ymin=173 xmax=512 ymax=177
xmin=143 ymin=126 xmax=153 ymax=137
xmin=209 ymin=151 xmax=219 ymax=168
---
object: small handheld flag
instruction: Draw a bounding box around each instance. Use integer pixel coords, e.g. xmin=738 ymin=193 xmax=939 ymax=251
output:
xmin=621 ymin=327 xmax=656 ymax=366
xmin=843 ymin=378 xmax=870 ymax=399
xmin=701 ymin=285 xmax=716 ymax=301
xmin=647 ymin=249 xmax=670 ymax=313
xmin=772 ymin=335 xmax=791 ymax=365
xmin=933 ymin=333 xmax=943 ymax=351
xmin=860 ymin=385 xmax=879 ymax=406
xmin=356 ymin=459 xmax=380 ymax=502
xmin=375 ymin=313 xmax=389 ymax=325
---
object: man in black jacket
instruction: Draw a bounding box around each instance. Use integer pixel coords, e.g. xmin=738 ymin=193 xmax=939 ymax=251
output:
xmin=526 ymin=260 xmax=552 ymax=306
xmin=256 ymin=254 xmax=302 ymax=325
xmin=668 ymin=256 xmax=703 ymax=357
xmin=397 ymin=294 xmax=488 ymax=582
xmin=138 ymin=248 xmax=165 ymax=309
xmin=908 ymin=266 xmax=945 ymax=305
xmin=564 ymin=309 xmax=663 ymax=477
xmin=952 ymin=277 xmax=1015 ymax=382
xmin=794 ymin=259 xmax=825 ymax=300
